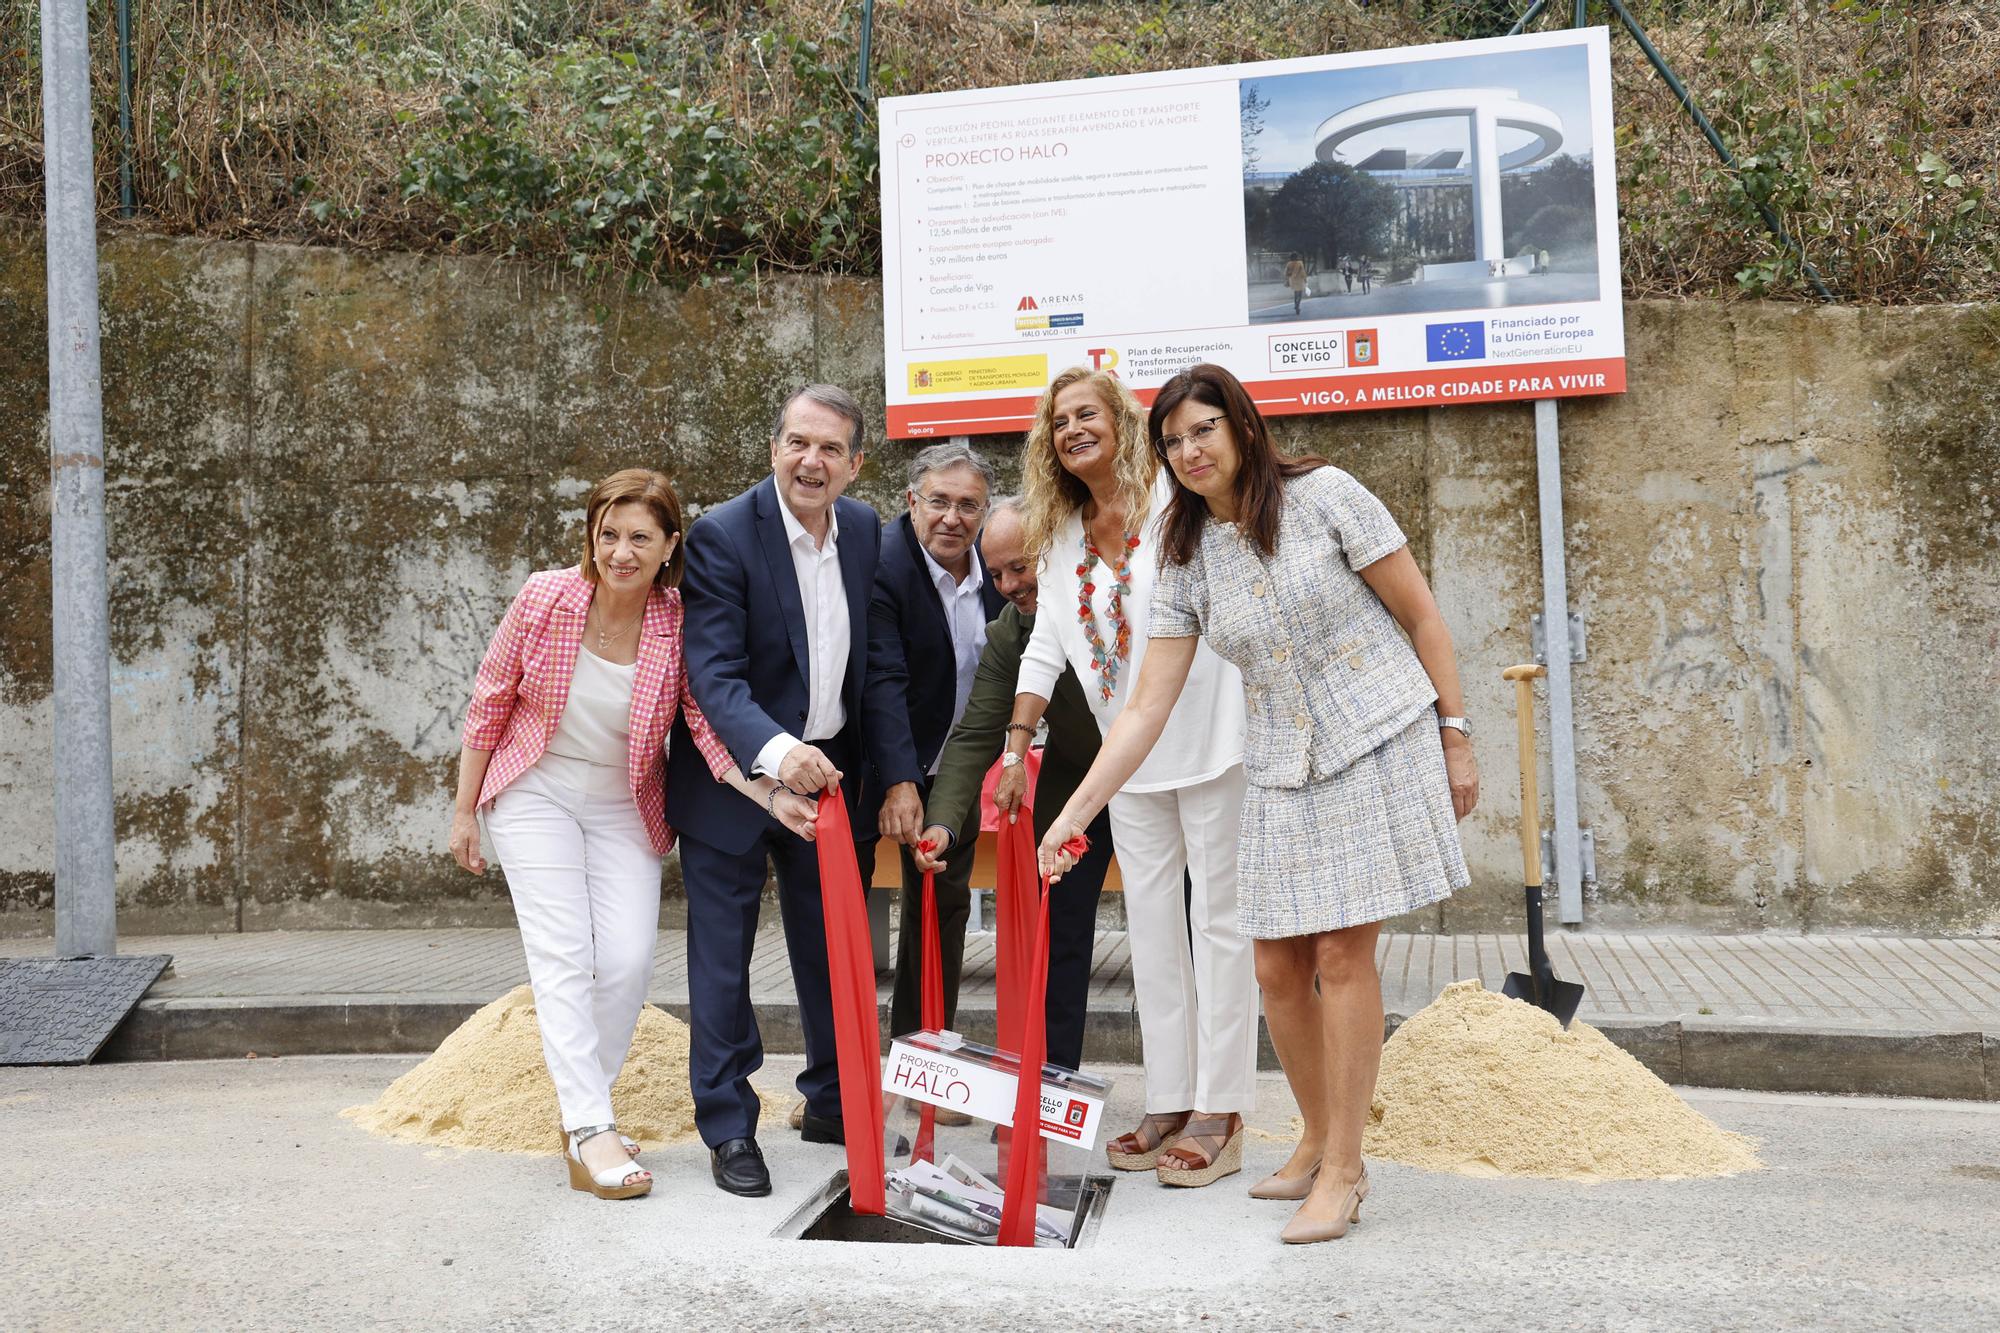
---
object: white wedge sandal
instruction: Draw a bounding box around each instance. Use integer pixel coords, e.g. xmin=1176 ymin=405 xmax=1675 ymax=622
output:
xmin=564 ymin=1125 xmax=652 ymax=1200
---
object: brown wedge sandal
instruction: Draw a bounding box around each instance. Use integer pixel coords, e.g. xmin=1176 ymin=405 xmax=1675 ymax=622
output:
xmin=563 ymin=1125 xmax=652 ymax=1200
xmin=1155 ymin=1113 xmax=1245 ymax=1188
xmin=1105 ymin=1110 xmax=1191 ymax=1171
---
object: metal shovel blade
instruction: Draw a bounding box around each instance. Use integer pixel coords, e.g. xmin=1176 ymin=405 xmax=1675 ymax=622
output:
xmin=1502 ymin=969 xmax=1585 ymax=1029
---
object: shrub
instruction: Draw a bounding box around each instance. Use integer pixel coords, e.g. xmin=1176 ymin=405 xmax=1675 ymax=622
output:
xmin=0 ymin=0 xmax=1991 ymax=301
xmin=1517 ymin=204 xmax=1594 ymax=252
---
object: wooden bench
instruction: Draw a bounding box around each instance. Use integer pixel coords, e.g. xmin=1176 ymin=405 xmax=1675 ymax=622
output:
xmin=867 ymin=832 xmax=1124 ymax=893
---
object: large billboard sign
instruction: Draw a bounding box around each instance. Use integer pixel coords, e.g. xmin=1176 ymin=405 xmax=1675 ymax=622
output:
xmin=879 ymin=28 xmax=1623 ymax=438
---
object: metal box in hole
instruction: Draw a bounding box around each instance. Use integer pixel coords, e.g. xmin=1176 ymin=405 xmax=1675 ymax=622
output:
xmin=880 ymin=1030 xmax=1114 ymax=1247
xmin=773 ymin=1170 xmax=1115 ymax=1249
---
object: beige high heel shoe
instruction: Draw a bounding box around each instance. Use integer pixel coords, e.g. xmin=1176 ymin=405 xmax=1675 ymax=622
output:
xmin=1248 ymin=1159 xmax=1322 ymax=1201
xmin=1279 ymin=1167 xmax=1369 ymax=1244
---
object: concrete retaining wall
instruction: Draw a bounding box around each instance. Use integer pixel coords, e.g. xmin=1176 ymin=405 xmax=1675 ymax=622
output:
xmin=2 ymin=228 xmax=1994 ymax=934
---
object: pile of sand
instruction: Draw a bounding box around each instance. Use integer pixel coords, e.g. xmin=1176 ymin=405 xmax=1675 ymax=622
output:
xmin=343 ymin=986 xmax=702 ymax=1154
xmin=1361 ymin=980 xmax=1762 ymax=1181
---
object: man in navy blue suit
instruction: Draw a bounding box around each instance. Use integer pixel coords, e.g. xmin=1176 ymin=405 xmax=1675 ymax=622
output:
xmin=857 ymin=442 xmax=1005 ymax=1050
xmin=666 ymin=384 xmax=918 ymax=1197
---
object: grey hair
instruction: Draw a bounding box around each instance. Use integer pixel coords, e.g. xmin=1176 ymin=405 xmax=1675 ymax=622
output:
xmin=906 ymin=440 xmax=997 ymax=496
xmin=770 ymin=384 xmax=866 ymax=454
xmin=987 ymin=493 xmax=1023 ymax=518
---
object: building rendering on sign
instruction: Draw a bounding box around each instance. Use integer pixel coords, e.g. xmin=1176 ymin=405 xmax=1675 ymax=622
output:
xmin=1311 ymin=87 xmax=1566 ymax=280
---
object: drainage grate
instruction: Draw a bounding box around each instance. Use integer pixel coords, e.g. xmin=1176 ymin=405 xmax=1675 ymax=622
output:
xmin=0 ymin=954 xmax=173 ymax=1065
xmin=772 ymin=1170 xmax=1115 ymax=1249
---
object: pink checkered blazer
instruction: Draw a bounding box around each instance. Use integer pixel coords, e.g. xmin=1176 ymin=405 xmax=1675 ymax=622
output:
xmin=462 ymin=568 xmax=734 ymax=855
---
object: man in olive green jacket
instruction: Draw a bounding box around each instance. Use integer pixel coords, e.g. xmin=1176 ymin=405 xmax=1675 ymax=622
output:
xmin=917 ymin=497 xmax=1114 ymax=1071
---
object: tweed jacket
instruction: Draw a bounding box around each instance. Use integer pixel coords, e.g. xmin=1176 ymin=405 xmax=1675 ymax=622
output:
xmin=923 ymin=604 xmax=1100 ymax=846
xmin=462 ymin=568 xmax=733 ymax=854
xmin=1151 ymin=467 xmax=1436 ymax=790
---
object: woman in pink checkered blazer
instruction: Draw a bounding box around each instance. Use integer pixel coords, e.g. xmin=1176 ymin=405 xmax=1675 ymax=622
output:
xmin=447 ymin=468 xmax=819 ymax=1200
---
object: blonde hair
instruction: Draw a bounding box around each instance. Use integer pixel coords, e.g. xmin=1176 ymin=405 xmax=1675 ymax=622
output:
xmin=1020 ymin=367 xmax=1158 ymax=561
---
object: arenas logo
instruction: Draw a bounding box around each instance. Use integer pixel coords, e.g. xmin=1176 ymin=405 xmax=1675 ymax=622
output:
xmin=1015 ymin=291 xmax=1086 ymax=332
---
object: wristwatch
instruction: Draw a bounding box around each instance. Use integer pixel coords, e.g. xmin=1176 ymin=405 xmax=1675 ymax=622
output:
xmin=1000 ymin=751 xmax=1024 ymax=769
xmin=1437 ymin=715 xmax=1472 ymax=740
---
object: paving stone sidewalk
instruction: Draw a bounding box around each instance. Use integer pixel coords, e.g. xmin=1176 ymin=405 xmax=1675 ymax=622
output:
xmin=6 ymin=928 xmax=1996 ymax=1099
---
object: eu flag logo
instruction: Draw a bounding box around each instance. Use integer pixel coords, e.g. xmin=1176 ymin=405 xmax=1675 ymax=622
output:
xmin=1425 ymin=321 xmax=1486 ymax=362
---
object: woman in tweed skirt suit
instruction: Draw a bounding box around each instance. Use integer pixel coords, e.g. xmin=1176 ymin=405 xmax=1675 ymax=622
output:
xmin=1040 ymin=365 xmax=1478 ymax=1246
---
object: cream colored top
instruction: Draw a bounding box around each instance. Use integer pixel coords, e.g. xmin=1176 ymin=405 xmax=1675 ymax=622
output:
xmin=539 ymin=647 xmax=636 ymax=796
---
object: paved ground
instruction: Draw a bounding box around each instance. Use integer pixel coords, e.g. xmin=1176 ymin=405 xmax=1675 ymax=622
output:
xmin=4 ymin=1055 xmax=1996 ymax=1331
xmin=1246 ymin=269 xmax=1601 ymax=322
xmin=6 ymin=927 xmax=1996 ymax=1096
xmin=8 ymin=927 xmax=1993 ymax=1029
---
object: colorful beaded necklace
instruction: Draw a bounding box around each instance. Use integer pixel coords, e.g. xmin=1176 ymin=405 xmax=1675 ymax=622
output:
xmin=1077 ymin=526 xmax=1141 ymax=702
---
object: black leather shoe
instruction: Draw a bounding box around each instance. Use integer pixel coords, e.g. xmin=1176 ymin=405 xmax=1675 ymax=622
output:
xmin=800 ymin=1112 xmax=845 ymax=1145
xmin=710 ymin=1137 xmax=771 ymax=1197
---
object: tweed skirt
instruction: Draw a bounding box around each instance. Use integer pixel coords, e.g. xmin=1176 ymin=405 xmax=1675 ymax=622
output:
xmin=1236 ymin=712 xmax=1469 ymax=939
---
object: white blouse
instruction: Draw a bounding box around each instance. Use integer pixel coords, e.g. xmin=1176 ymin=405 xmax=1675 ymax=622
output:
xmin=1016 ymin=477 xmax=1246 ymax=793
xmin=539 ymin=646 xmax=637 ymax=796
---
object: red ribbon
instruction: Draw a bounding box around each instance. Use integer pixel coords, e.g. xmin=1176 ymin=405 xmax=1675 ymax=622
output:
xmin=814 ymin=789 xmax=886 ymax=1215
xmin=994 ymin=813 xmax=1089 ymax=1248
xmin=912 ymin=840 xmax=945 ymax=1164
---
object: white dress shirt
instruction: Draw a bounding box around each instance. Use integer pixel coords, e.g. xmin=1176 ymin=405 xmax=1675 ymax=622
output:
xmin=752 ymin=476 xmax=850 ymax=779
xmin=918 ymin=541 xmax=990 ymax=775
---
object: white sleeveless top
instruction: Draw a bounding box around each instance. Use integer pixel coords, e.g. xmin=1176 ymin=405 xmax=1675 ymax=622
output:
xmin=537 ymin=647 xmax=637 ymax=797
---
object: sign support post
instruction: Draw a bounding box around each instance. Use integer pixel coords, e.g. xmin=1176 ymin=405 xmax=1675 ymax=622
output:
xmin=42 ymin=0 xmax=119 ymax=959
xmin=1533 ymin=398 xmax=1584 ymax=926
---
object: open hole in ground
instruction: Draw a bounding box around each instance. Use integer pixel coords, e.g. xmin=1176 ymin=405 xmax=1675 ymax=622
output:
xmin=772 ymin=1170 xmax=1116 ymax=1249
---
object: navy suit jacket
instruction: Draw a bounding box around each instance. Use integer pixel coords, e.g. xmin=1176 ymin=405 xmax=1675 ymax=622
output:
xmin=666 ymin=479 xmax=914 ymax=856
xmin=857 ymin=511 xmax=1006 ymax=833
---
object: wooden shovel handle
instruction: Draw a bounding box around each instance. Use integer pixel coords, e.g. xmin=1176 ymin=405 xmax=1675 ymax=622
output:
xmin=1503 ymin=664 xmax=1547 ymax=888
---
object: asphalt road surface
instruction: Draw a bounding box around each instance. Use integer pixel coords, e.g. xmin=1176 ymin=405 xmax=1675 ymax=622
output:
xmin=4 ymin=1055 xmax=1996 ymax=1331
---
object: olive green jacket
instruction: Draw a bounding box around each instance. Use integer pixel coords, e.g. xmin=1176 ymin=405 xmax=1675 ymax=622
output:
xmin=924 ymin=604 xmax=1101 ymax=844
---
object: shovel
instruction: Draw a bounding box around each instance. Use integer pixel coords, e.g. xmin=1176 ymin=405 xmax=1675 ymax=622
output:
xmin=1498 ymin=664 xmax=1585 ymax=1028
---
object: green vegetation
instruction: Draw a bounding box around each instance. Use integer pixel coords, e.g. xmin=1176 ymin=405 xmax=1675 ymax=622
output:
xmin=1255 ymin=162 xmax=1396 ymax=271
xmin=0 ymin=0 xmax=1991 ymax=300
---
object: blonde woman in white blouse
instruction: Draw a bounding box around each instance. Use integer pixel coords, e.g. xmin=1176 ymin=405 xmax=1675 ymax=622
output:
xmin=997 ymin=366 xmax=1256 ymax=1188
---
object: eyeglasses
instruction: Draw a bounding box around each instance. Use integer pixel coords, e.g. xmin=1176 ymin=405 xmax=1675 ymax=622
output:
xmin=917 ymin=492 xmax=988 ymax=520
xmin=1157 ymin=415 xmax=1225 ymax=459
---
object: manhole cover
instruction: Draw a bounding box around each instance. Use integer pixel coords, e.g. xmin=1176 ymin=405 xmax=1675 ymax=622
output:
xmin=0 ymin=954 xmax=172 ymax=1065
xmin=773 ymin=1170 xmax=1114 ymax=1249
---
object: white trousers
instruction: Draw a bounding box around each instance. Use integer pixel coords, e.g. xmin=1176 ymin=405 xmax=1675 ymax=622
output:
xmin=1108 ymin=763 xmax=1258 ymax=1115
xmin=483 ymin=762 xmax=662 ymax=1131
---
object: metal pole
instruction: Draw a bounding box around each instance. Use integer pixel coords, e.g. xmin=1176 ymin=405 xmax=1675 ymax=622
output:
xmin=1533 ymin=400 xmax=1584 ymax=925
xmin=117 ymin=0 xmax=136 ymax=218
xmin=1604 ymin=0 xmax=1834 ymax=301
xmin=1574 ymin=0 xmax=1588 ymax=31
xmin=42 ymin=0 xmax=119 ymax=959
xmin=856 ymin=0 xmax=876 ymax=100
xmin=1506 ymin=0 xmax=1551 ymax=38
